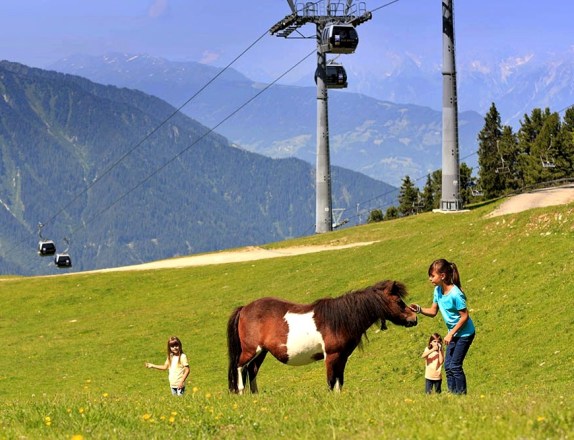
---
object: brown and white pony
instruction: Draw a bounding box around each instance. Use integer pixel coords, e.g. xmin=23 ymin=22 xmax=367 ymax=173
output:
xmin=227 ymin=280 xmax=417 ymax=393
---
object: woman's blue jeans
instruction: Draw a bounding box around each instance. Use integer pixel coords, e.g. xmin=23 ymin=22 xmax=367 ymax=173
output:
xmin=444 ymin=333 xmax=475 ymax=394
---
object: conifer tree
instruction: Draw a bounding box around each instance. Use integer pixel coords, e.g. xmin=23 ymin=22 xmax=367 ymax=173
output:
xmin=367 ymin=209 xmax=384 ymax=223
xmin=517 ymin=108 xmax=554 ymax=186
xmin=420 ymin=174 xmax=435 ymax=212
xmin=430 ymin=170 xmax=442 ymax=208
xmin=498 ymin=125 xmax=519 ymax=191
xmin=477 ymin=103 xmax=503 ymax=198
xmin=384 ymin=206 xmax=399 ymax=220
xmin=458 ymin=162 xmax=473 ymax=205
xmin=559 ymin=107 xmax=574 ymax=172
xmin=385 ymin=206 xmax=399 ymax=220
xmin=398 ymin=175 xmax=420 ymax=216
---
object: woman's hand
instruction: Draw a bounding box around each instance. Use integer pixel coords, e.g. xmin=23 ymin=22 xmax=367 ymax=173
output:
xmin=409 ymin=303 xmax=421 ymax=314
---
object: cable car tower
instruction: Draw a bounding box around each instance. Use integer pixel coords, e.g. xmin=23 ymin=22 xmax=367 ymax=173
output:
xmin=440 ymin=0 xmax=462 ymax=211
xmin=270 ymin=0 xmax=372 ymax=233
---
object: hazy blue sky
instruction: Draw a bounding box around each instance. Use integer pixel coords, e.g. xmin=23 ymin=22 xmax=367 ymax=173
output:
xmin=1 ymin=0 xmax=572 ymax=84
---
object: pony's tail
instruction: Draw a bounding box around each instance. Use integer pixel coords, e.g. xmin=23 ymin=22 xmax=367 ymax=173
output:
xmin=227 ymin=306 xmax=243 ymax=393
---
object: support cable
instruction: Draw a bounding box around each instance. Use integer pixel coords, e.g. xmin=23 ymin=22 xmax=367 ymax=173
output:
xmin=70 ymin=50 xmax=316 ymax=236
xmin=40 ymin=30 xmax=271 ymax=232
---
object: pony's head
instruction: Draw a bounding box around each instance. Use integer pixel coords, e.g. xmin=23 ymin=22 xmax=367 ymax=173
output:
xmin=375 ymin=280 xmax=417 ymax=330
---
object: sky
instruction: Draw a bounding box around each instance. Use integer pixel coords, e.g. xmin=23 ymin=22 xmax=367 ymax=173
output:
xmin=1 ymin=0 xmax=572 ymax=88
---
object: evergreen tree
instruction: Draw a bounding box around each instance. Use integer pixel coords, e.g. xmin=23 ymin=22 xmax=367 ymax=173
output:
xmin=536 ymin=111 xmax=562 ymax=181
xmin=458 ymin=162 xmax=473 ymax=205
xmin=498 ymin=125 xmax=520 ymax=191
xmin=559 ymin=107 xmax=574 ymax=173
xmin=420 ymin=174 xmax=435 ymax=212
xmin=518 ymin=108 xmax=555 ymax=186
xmin=430 ymin=170 xmax=442 ymax=209
xmin=367 ymin=209 xmax=384 ymax=223
xmin=398 ymin=175 xmax=420 ymax=216
xmin=384 ymin=206 xmax=399 ymax=220
xmin=477 ymin=103 xmax=504 ymax=198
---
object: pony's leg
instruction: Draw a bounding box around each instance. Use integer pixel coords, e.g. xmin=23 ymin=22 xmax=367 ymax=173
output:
xmin=236 ymin=366 xmax=245 ymax=395
xmin=325 ymin=353 xmax=349 ymax=392
xmin=247 ymin=350 xmax=268 ymax=394
xmin=237 ymin=346 xmax=264 ymax=395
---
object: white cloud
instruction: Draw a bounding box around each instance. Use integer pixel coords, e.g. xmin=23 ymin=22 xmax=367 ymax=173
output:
xmin=148 ymin=0 xmax=168 ymax=18
xmin=200 ymin=50 xmax=220 ymax=65
xmin=469 ymin=60 xmax=491 ymax=74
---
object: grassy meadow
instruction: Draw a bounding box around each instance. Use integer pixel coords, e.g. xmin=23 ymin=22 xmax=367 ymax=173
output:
xmin=0 ymin=199 xmax=573 ymax=439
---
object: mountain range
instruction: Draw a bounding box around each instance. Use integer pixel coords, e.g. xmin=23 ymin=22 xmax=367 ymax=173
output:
xmin=0 ymin=60 xmax=396 ymax=276
xmin=49 ymin=53 xmax=485 ymax=186
xmin=344 ymin=48 xmax=574 ymax=126
xmin=49 ymin=50 xmax=574 ymax=186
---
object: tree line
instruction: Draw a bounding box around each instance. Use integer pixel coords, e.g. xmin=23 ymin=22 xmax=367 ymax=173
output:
xmin=368 ymin=103 xmax=574 ymax=222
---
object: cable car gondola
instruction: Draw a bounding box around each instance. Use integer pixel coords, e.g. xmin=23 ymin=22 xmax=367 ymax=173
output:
xmin=37 ymin=223 xmax=56 ymax=256
xmin=54 ymin=253 xmax=72 ymax=268
xmin=54 ymin=237 xmax=72 ymax=269
xmin=320 ymin=23 xmax=359 ymax=54
xmin=315 ymin=63 xmax=348 ymax=89
xmin=38 ymin=240 xmax=57 ymax=256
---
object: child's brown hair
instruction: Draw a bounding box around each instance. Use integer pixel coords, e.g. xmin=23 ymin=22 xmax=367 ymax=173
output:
xmin=427 ymin=333 xmax=443 ymax=349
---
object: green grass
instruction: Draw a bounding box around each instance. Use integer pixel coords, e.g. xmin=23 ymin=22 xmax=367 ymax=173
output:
xmin=1 ymin=200 xmax=573 ymax=439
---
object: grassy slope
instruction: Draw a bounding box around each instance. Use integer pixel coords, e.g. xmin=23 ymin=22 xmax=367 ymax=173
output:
xmin=0 ymin=200 xmax=572 ymax=439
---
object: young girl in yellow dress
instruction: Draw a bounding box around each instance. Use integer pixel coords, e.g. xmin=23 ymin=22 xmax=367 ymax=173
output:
xmin=145 ymin=336 xmax=190 ymax=396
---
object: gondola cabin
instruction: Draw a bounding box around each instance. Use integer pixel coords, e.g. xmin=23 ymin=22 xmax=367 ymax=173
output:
xmin=54 ymin=253 xmax=72 ymax=268
xmin=315 ymin=64 xmax=348 ymax=89
xmin=320 ymin=23 xmax=359 ymax=54
xmin=38 ymin=240 xmax=56 ymax=256
xmin=325 ymin=64 xmax=348 ymax=88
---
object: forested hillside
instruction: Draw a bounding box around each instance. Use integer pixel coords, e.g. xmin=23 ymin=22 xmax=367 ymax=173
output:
xmin=0 ymin=61 xmax=396 ymax=275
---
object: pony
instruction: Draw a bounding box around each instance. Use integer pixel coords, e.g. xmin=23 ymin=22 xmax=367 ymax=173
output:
xmin=227 ymin=279 xmax=417 ymax=393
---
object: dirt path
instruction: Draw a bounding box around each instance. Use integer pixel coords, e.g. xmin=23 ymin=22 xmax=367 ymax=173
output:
xmin=487 ymin=183 xmax=574 ymax=217
xmin=90 ymin=241 xmax=378 ymax=273
xmin=86 ymin=184 xmax=574 ymax=273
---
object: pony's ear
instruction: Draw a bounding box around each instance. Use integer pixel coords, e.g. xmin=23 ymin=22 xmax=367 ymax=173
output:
xmin=385 ymin=280 xmax=398 ymax=296
xmin=390 ymin=280 xmax=407 ymax=298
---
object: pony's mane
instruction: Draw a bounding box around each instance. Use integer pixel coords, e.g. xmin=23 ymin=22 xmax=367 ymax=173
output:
xmin=312 ymin=280 xmax=407 ymax=345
